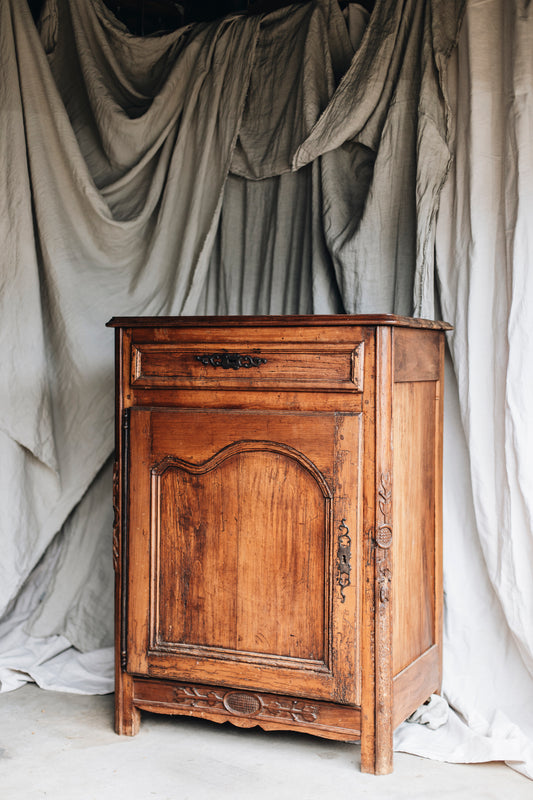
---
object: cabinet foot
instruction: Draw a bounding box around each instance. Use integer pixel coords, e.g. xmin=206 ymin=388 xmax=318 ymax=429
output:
xmin=115 ymin=674 xmax=141 ymax=736
xmin=115 ymin=703 xmax=141 ymax=736
xmin=360 ymin=749 xmax=393 ymax=775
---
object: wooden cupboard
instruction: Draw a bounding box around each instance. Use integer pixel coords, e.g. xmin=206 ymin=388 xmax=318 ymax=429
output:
xmin=107 ymin=314 xmax=450 ymax=774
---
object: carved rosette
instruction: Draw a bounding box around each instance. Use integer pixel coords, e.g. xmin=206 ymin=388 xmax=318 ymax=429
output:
xmin=172 ymin=686 xmax=318 ymax=724
xmin=112 ymin=460 xmax=120 ymax=572
xmin=376 ymin=472 xmax=393 ymax=552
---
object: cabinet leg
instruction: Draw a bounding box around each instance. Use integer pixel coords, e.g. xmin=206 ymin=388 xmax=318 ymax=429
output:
xmin=360 ymin=740 xmax=393 ymax=775
xmin=374 ymin=742 xmax=393 ymax=775
xmin=115 ymin=673 xmax=140 ymax=736
xmin=360 ymin=739 xmax=375 ymax=774
xmin=360 ymin=718 xmax=393 ymax=775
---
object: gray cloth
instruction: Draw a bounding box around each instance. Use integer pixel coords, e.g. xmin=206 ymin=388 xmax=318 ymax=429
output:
xmin=3 ymin=0 xmax=533 ymax=781
xmin=0 ymin=0 xmax=262 ymax=635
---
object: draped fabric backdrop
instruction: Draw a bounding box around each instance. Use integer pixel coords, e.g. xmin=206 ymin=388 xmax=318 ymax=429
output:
xmin=0 ymin=0 xmax=532 ymax=778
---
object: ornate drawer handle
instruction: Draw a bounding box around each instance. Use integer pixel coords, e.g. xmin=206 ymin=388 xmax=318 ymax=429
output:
xmin=196 ymin=353 xmax=267 ymax=370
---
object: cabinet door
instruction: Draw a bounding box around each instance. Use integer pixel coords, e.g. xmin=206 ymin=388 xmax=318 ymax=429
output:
xmin=125 ymin=407 xmax=361 ymax=705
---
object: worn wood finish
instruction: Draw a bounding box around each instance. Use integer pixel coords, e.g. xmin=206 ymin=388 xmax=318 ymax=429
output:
xmin=435 ymin=337 xmax=445 ymax=692
xmin=363 ymin=326 xmax=394 ymax=775
xmin=392 ymin=381 xmax=437 ymax=675
xmin=393 ymin=327 xmax=442 ymax=383
xmin=131 ymin=341 xmax=365 ymax=392
xmin=108 ymin=314 xmax=449 ymax=773
xmin=127 ymin=407 xmax=360 ymax=703
xmin=133 ymin=678 xmax=362 ymax=741
xmin=390 ymin=327 xmax=445 ymax=725
xmin=392 ymin=646 xmax=441 ymax=729
xmin=107 ymin=313 xmax=452 ymax=330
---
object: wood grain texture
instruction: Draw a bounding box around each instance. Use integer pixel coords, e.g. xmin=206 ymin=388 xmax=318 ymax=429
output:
xmin=131 ymin=342 xmax=364 ymax=392
xmin=392 ymin=645 xmax=441 ymax=728
xmin=434 ymin=339 xmax=445 ymax=693
xmin=359 ymin=330 xmax=377 ymax=774
xmin=113 ymin=328 xmax=138 ymax=736
xmin=392 ymin=381 xmax=436 ymax=675
xmin=126 ymin=407 xmax=360 ymax=705
xmin=366 ymin=326 xmax=394 ymax=776
xmin=154 ymin=449 xmax=327 ymax=659
xmin=391 ymin=328 xmax=445 ymax=720
xmin=111 ymin=316 xmax=448 ymax=773
xmin=393 ymin=328 xmax=442 ymax=382
xmin=107 ymin=313 xmax=452 ymax=330
xmin=133 ymin=678 xmax=362 ymax=741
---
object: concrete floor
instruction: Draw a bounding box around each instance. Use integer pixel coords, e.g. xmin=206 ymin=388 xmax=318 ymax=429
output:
xmin=1 ymin=684 xmax=532 ymax=799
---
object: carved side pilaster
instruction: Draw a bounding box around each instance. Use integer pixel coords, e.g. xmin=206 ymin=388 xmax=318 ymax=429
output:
xmin=112 ymin=460 xmax=120 ymax=573
xmin=372 ymin=469 xmax=393 ymax=774
xmin=375 ymin=472 xmax=393 ymax=608
xmin=120 ymin=410 xmax=130 ymax=673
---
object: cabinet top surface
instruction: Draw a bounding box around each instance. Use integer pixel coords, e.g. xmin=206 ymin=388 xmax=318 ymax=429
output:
xmin=106 ymin=314 xmax=452 ymax=331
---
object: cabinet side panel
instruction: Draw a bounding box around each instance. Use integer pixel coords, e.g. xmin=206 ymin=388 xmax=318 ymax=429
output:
xmin=392 ymin=381 xmax=436 ymax=675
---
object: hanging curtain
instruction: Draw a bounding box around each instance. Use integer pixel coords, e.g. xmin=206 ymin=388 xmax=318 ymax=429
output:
xmin=2 ymin=0 xmax=532 ymax=779
xmin=0 ymin=0 xmax=262 ymax=641
xmin=401 ymin=0 xmax=533 ymax=779
xmin=3 ymin=0 xmax=459 ymax=658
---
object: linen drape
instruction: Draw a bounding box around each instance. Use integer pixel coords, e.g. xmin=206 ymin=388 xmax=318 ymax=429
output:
xmin=0 ymin=0 xmax=262 ymax=626
xmin=3 ymin=0 xmax=461 ymax=649
xmin=1 ymin=0 xmax=532 ymax=779
xmin=394 ymin=0 xmax=533 ymax=780
xmin=423 ymin=0 xmax=533 ymax=778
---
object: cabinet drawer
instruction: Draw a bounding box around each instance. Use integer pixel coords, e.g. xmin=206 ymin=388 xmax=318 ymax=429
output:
xmin=131 ymin=341 xmax=364 ymax=392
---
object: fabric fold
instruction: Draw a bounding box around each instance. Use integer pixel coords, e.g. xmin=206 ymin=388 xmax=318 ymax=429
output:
xmin=293 ymin=0 xmax=466 ymax=316
xmin=231 ymin=0 xmax=353 ymax=180
xmin=0 ymin=0 xmax=261 ymax=619
xmin=4 ymin=0 xmax=532 ymax=783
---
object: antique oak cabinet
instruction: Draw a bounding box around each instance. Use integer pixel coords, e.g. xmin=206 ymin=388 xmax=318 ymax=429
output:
xmin=107 ymin=314 xmax=450 ymax=774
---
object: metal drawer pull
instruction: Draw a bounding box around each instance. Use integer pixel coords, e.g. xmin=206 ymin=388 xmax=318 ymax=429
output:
xmin=196 ymin=353 xmax=267 ymax=370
